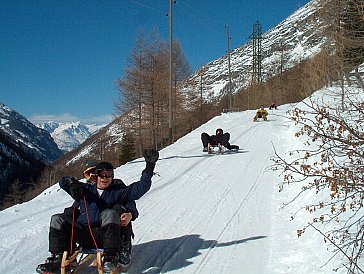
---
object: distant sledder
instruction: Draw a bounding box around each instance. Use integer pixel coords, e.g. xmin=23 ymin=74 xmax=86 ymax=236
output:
xmin=253 ymin=105 xmax=268 ymax=122
xmin=201 ymin=128 xmax=239 ymax=154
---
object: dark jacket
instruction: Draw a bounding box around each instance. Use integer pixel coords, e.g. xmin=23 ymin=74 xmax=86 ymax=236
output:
xmin=210 ymin=135 xmax=223 ymax=146
xmin=63 ymin=179 xmax=139 ymax=221
xmin=60 ymin=169 xmax=153 ymax=226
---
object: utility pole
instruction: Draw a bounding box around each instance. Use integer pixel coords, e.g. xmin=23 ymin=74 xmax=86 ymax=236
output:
xmin=200 ymin=70 xmax=203 ymax=123
xmin=225 ymin=24 xmax=232 ymax=110
xmin=168 ymin=0 xmax=173 ymax=143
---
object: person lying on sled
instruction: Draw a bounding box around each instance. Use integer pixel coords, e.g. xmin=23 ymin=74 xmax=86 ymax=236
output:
xmin=201 ymin=128 xmax=239 ymax=152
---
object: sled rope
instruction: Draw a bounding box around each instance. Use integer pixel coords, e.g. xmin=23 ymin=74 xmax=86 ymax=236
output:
xmin=70 ymin=202 xmax=76 ymax=255
xmin=83 ymin=196 xmax=99 ymax=250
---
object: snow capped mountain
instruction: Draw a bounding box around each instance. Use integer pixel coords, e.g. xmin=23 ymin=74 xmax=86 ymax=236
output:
xmin=0 ymin=102 xmax=63 ymax=203
xmin=184 ymin=0 xmax=325 ymax=98
xmin=37 ymin=122 xmax=105 ymax=152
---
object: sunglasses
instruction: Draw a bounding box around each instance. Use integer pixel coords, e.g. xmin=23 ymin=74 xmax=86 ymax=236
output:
xmin=97 ymin=170 xmax=113 ymax=179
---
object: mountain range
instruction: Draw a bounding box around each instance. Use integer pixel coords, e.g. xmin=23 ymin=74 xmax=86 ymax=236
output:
xmin=37 ymin=121 xmax=105 ymax=152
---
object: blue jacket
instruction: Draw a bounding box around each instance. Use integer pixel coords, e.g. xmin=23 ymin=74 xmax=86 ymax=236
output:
xmin=60 ymin=169 xmax=153 ymax=226
xmin=63 ymin=179 xmax=139 ymax=221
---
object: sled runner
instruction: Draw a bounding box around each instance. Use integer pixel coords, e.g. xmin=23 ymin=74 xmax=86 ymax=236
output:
xmin=36 ymin=248 xmax=102 ymax=274
xmin=207 ymin=143 xmax=224 ymax=154
xmin=37 ymin=248 xmax=128 ymax=274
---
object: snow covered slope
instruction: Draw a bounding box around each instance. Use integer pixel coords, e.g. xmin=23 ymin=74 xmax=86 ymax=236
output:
xmin=0 ymin=102 xmax=348 ymax=273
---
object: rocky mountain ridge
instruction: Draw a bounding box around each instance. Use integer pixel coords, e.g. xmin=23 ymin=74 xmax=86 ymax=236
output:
xmin=37 ymin=121 xmax=105 ymax=152
xmin=0 ymin=102 xmax=63 ymax=204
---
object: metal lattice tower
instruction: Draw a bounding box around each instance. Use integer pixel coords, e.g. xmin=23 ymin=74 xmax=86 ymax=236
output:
xmin=249 ymin=20 xmax=263 ymax=85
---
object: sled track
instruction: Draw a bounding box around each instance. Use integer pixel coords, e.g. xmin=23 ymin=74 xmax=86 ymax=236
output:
xmin=193 ymin=151 xmax=273 ymax=273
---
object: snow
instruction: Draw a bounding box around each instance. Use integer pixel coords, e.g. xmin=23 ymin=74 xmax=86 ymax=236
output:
xmin=0 ymin=95 xmax=358 ymax=273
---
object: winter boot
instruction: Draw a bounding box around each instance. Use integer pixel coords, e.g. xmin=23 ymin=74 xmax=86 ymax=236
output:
xmin=36 ymin=254 xmax=63 ymax=273
xmin=102 ymin=254 xmax=119 ymax=273
xmin=118 ymin=240 xmax=132 ymax=266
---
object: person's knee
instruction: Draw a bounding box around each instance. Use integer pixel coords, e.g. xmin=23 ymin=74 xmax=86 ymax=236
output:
xmin=50 ymin=214 xmax=66 ymax=230
xmin=221 ymin=133 xmax=230 ymax=145
xmin=101 ymin=209 xmax=120 ymax=227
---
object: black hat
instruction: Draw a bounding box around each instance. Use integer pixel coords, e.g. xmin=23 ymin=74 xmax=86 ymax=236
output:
xmin=83 ymin=160 xmax=98 ymax=173
xmin=95 ymin=161 xmax=114 ymax=174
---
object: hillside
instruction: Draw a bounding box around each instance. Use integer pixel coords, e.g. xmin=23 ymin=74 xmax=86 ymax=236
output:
xmin=183 ymin=0 xmax=324 ymax=98
xmin=0 ymin=95 xmax=352 ymax=273
xmin=0 ymin=103 xmax=63 ymax=205
xmin=47 ymin=0 xmax=327 ymax=182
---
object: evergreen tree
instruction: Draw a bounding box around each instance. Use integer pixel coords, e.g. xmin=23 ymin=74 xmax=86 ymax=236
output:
xmin=118 ymin=133 xmax=136 ymax=165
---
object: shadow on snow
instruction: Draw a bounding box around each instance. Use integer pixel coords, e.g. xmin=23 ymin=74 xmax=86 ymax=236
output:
xmin=128 ymin=150 xmax=250 ymax=165
xmin=128 ymin=234 xmax=267 ymax=273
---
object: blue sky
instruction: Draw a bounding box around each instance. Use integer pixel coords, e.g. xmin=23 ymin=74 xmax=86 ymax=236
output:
xmin=1 ymin=0 xmax=310 ymax=125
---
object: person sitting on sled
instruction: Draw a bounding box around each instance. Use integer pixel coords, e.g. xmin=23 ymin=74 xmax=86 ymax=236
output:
xmin=253 ymin=105 xmax=268 ymax=122
xmin=81 ymin=160 xmax=139 ymax=267
xmin=201 ymin=128 xmax=239 ymax=152
xmin=36 ymin=149 xmax=159 ymax=273
xmin=269 ymin=100 xmax=277 ymax=110
xmin=38 ymin=160 xmax=139 ymax=272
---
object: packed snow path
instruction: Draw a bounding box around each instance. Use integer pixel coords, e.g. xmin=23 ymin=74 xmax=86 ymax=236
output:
xmin=0 ymin=105 xmax=341 ymax=273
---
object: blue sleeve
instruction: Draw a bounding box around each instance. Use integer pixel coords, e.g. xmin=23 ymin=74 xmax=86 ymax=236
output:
xmin=122 ymin=169 xmax=153 ymax=203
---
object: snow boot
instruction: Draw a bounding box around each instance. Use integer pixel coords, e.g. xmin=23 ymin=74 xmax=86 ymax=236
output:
xmin=229 ymin=145 xmax=239 ymax=150
xmin=102 ymin=254 xmax=119 ymax=273
xmin=119 ymin=239 xmax=132 ymax=266
xmin=36 ymin=254 xmax=64 ymax=273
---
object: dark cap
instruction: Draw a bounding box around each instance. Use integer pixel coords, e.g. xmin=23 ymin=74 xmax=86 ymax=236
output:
xmin=95 ymin=161 xmax=114 ymax=174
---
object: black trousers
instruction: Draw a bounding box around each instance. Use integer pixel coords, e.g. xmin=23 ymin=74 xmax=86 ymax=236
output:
xmin=201 ymin=132 xmax=230 ymax=148
xmin=49 ymin=210 xmax=133 ymax=255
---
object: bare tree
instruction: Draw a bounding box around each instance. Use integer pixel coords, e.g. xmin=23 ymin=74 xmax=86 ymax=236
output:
xmin=272 ymin=78 xmax=364 ymax=274
xmin=272 ymin=2 xmax=364 ymax=272
xmin=116 ymin=29 xmax=192 ymax=152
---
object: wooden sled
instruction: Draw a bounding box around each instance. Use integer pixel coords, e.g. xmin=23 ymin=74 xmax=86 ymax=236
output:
xmin=61 ymin=249 xmax=103 ymax=274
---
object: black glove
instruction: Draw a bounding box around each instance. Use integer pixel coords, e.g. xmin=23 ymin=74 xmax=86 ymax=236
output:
xmin=61 ymin=176 xmax=78 ymax=188
xmin=143 ymin=149 xmax=159 ymax=164
xmin=62 ymin=176 xmax=79 ymax=188
xmin=69 ymin=179 xmax=85 ymax=199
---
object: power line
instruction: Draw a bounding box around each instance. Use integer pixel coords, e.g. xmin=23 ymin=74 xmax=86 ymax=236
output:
xmin=126 ymin=0 xmax=166 ymax=16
